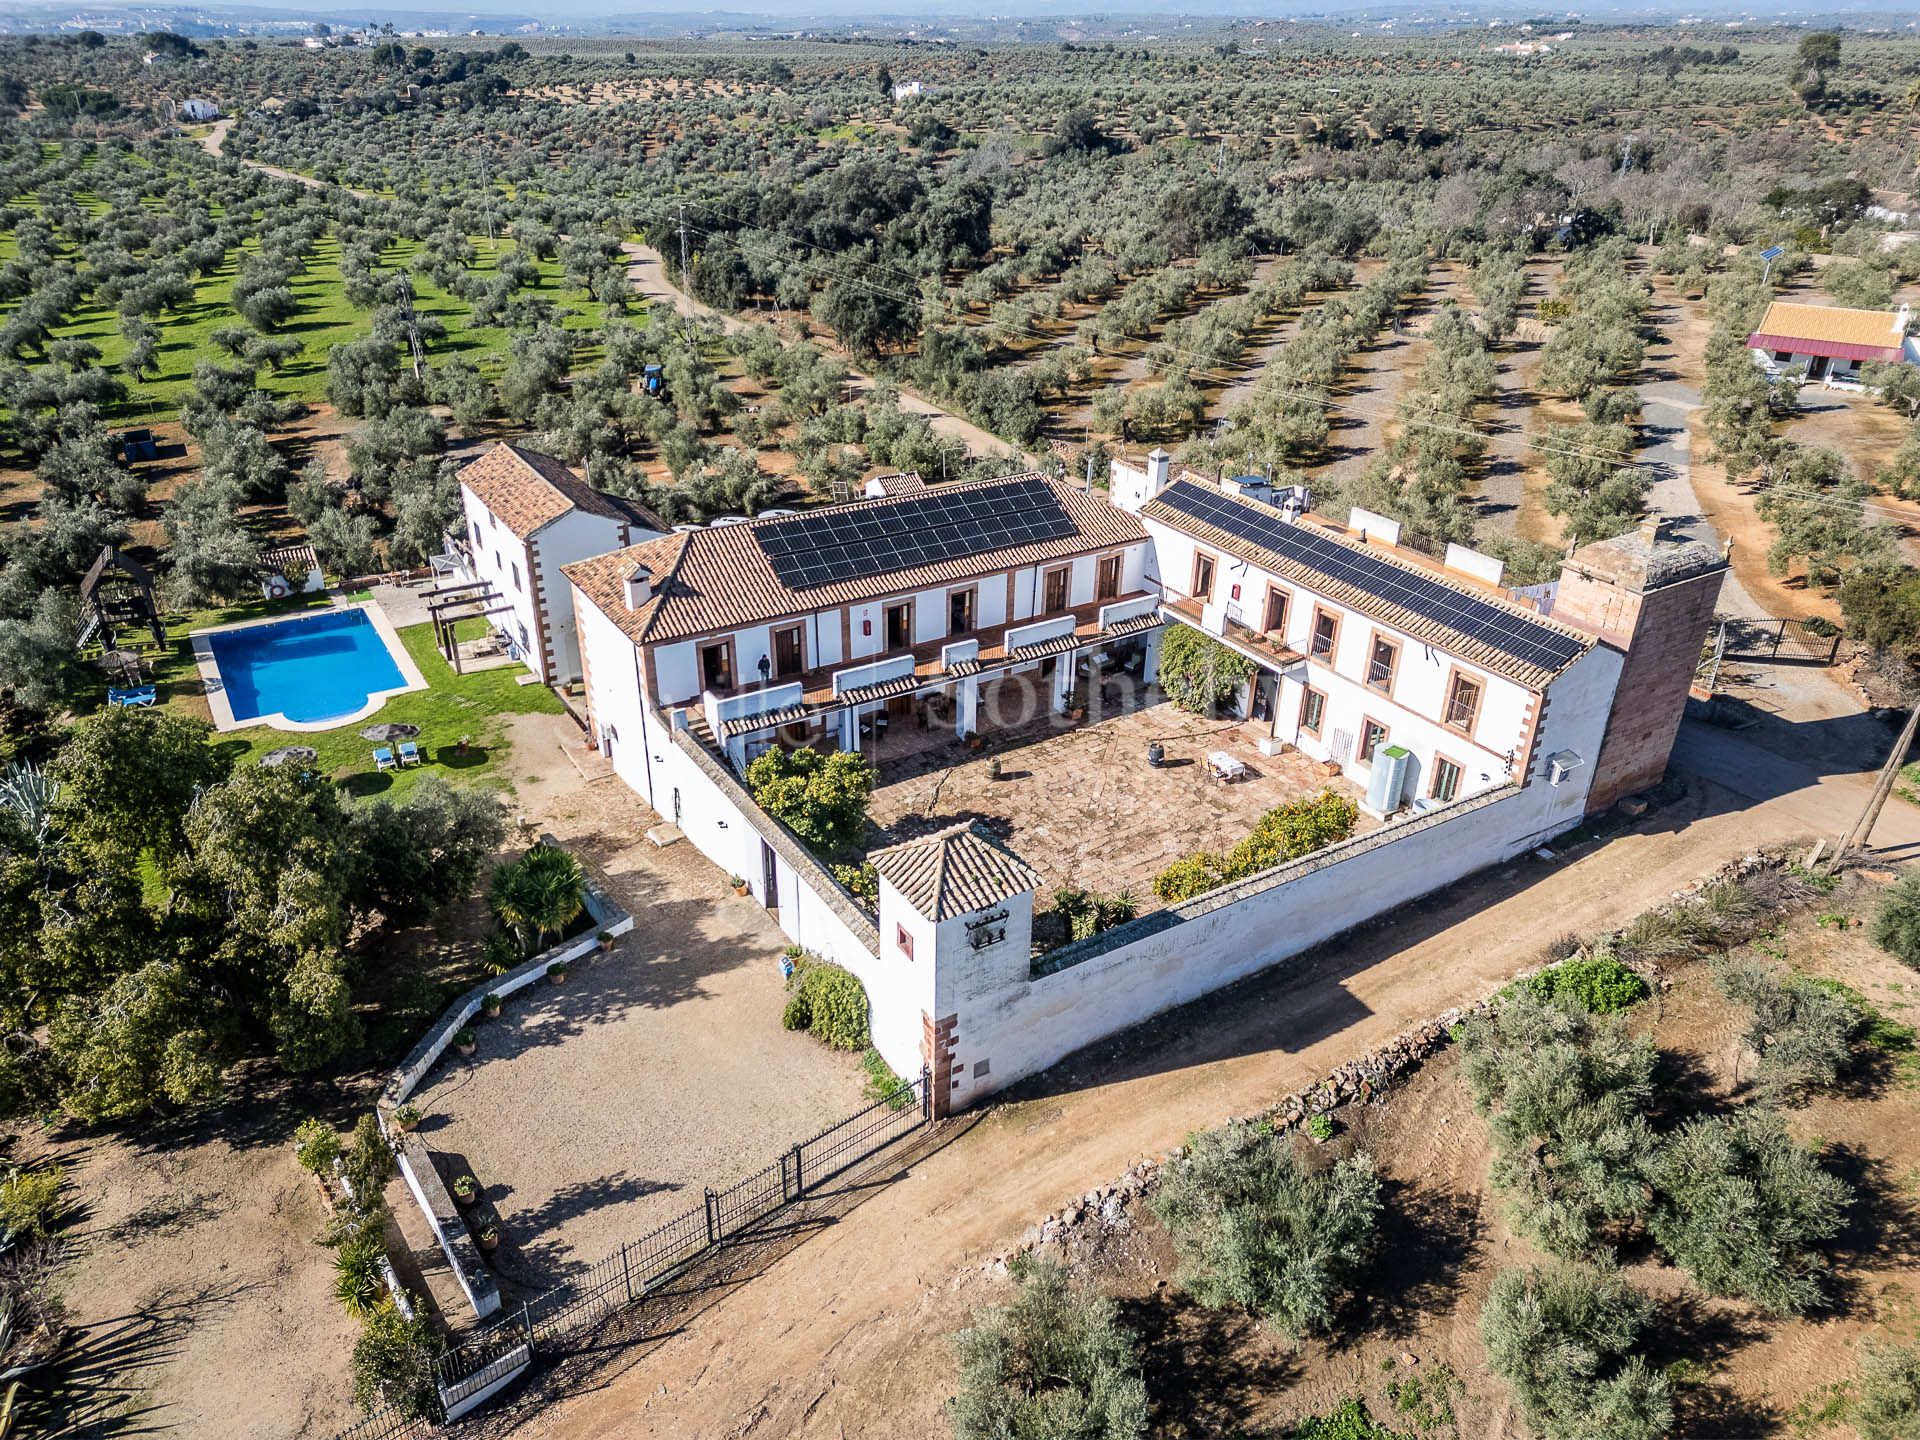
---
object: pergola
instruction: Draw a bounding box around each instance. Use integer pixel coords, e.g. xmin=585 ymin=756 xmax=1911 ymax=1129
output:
xmin=76 ymin=547 xmax=166 ymax=652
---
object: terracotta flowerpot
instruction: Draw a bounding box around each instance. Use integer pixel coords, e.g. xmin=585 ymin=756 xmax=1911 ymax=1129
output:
xmin=453 ymin=1181 xmax=479 ymax=1209
xmin=477 ymin=1229 xmax=500 ymax=1253
xmin=734 ymin=884 xmax=750 ymax=897
xmin=456 ymin=1040 xmax=475 ymax=1057
xmin=483 ymin=1003 xmax=501 ymax=1019
xmin=598 ymin=936 xmax=614 ymax=953
xmin=549 ymin=969 xmax=568 ymax=985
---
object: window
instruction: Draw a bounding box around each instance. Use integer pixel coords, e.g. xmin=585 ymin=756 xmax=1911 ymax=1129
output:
xmin=772 ymin=625 xmax=804 ymax=680
xmin=895 ymin=923 xmax=914 ymax=960
xmin=1359 ymin=718 xmax=1389 ymax=764
xmin=510 ymin=561 xmax=522 ymax=591
xmin=1311 ymin=608 xmax=1339 ymax=659
xmin=1366 ymin=635 xmax=1398 ymax=692
xmin=1432 ymin=755 xmax=1463 ymax=803
xmin=1299 ymin=686 xmax=1327 ymax=737
xmin=1444 ymin=673 xmax=1482 ymax=733
xmin=470 ymin=521 xmax=481 ymax=547
xmin=1192 ymin=551 xmax=1216 ymax=602
xmin=1263 ymin=586 xmax=1289 ymax=635
xmin=1096 ymin=554 xmax=1123 ymax=601
xmin=698 ymin=640 xmax=734 ymax=691
xmin=1043 ymin=565 xmax=1070 ymax=614
xmin=884 ymin=601 xmax=913 ymax=649
xmin=1773 ymin=350 xmax=1790 ymax=363
xmin=948 ymin=587 xmax=975 ymax=635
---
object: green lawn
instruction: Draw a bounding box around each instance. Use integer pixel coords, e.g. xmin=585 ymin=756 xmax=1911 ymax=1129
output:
xmin=127 ymin=596 xmax=566 ymax=801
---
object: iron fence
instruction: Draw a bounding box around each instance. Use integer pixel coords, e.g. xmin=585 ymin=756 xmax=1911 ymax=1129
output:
xmin=331 ymin=1070 xmax=930 ymax=1439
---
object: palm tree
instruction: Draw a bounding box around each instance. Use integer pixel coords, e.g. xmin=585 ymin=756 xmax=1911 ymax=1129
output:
xmin=488 ymin=846 xmax=586 ymax=956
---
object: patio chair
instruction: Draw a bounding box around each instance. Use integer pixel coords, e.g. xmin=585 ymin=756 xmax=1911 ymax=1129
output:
xmin=107 ymin=685 xmax=157 ymax=709
xmin=373 ymin=746 xmax=396 ymax=772
xmin=397 ymin=740 xmax=421 ymax=766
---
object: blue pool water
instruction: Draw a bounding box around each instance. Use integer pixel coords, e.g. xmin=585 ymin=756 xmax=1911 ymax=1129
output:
xmin=207 ymin=609 xmax=407 ymax=725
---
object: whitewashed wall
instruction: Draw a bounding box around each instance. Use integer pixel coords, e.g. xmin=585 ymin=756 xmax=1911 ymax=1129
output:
xmin=531 ymin=507 xmax=645 ymax=684
xmin=942 ymin=781 xmax=1567 ymax=1102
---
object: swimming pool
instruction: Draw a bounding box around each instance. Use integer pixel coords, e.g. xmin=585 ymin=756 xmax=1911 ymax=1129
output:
xmin=195 ymin=606 xmax=425 ymax=731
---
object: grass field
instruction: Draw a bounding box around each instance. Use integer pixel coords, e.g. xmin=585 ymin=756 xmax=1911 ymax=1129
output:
xmin=123 ymin=593 xmax=565 ymax=799
xmin=18 ymin=191 xmax=623 ymax=430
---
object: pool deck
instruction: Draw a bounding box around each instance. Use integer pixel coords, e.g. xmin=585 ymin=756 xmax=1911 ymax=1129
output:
xmin=189 ymin=600 xmax=429 ymax=733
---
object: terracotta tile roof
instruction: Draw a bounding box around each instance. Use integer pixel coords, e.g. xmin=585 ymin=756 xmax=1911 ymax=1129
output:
xmin=1747 ymin=301 xmax=1906 ymax=362
xmin=1143 ymin=479 xmax=1594 ymax=689
xmin=870 ymin=822 xmax=1041 ymax=920
xmin=563 ymin=474 xmax=1146 ymax=647
xmin=458 ymin=443 xmax=640 ymax=540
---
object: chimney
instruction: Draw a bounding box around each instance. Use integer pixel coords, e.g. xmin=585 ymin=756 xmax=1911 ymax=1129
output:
xmin=1896 ymin=302 xmax=1912 ymax=336
xmin=622 ymin=562 xmax=652 ymax=610
xmin=1146 ymin=448 xmax=1170 ymax=493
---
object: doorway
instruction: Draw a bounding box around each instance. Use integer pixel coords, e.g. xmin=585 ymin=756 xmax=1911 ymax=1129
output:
xmin=1807 ymin=355 xmax=1829 ymax=381
xmin=1250 ymin=673 xmax=1277 ymax=724
xmin=760 ymin=839 xmax=779 ymax=911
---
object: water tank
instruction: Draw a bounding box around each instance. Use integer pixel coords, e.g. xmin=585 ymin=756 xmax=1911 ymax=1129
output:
xmin=1366 ymin=745 xmax=1411 ymax=815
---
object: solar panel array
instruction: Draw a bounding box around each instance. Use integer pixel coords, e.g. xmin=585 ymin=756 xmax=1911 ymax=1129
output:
xmin=754 ymin=478 xmax=1076 ymax=590
xmin=1158 ymin=482 xmax=1587 ymax=675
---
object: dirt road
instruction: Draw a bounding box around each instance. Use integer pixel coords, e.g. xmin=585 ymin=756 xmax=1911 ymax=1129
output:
xmin=199 ymin=117 xmax=374 ymax=198
xmin=620 ymin=242 xmax=1033 ymax=467
xmin=505 ymin=691 xmax=1918 ymax=1440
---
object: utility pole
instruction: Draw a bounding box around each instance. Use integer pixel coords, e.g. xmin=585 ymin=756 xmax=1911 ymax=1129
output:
xmin=676 ymin=201 xmax=694 ymax=343
xmin=1833 ymin=702 xmax=1920 ymax=863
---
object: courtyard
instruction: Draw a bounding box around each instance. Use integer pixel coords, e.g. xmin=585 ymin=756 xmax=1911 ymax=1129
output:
xmin=866 ymin=680 xmax=1375 ymax=912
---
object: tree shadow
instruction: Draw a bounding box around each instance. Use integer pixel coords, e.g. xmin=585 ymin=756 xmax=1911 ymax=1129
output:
xmin=1353 ymin=1178 xmax=1486 ymax=1341
xmin=1114 ymin=1286 xmax=1298 ymax=1437
xmin=1821 ymin=1140 xmax=1920 ymax=1313
xmin=341 ymin=770 xmax=394 ymax=797
xmin=1640 ymin=1291 xmax=1777 ymax=1438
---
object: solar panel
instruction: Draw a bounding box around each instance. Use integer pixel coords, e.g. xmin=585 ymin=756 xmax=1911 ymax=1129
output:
xmin=753 ymin=478 xmax=1077 ymax=590
xmin=1156 ymin=481 xmax=1587 ymax=674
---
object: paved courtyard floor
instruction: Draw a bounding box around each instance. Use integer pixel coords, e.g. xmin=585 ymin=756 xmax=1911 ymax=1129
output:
xmin=867 ymin=698 xmax=1373 ymax=909
xmin=402 ymin=730 xmax=865 ymax=1302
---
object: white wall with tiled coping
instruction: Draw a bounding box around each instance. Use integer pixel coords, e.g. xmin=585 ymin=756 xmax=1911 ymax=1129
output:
xmin=189 ymin=599 xmax=428 ymax=733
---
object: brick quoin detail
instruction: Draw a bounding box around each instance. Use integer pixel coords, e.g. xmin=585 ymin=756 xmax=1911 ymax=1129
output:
xmin=922 ymin=1011 xmax=959 ymax=1120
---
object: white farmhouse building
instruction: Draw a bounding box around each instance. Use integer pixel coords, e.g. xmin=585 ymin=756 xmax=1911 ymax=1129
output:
xmin=554 ymin=448 xmax=1724 ymax=1114
xmin=1747 ymin=299 xmax=1918 ymax=383
xmin=449 ymin=444 xmax=661 ymax=686
xmin=564 ymin=470 xmax=1156 ymax=792
xmin=178 ymin=97 xmax=221 ymax=121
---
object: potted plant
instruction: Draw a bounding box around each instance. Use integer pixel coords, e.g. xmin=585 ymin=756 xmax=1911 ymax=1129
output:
xmin=477 ymin=1223 xmax=501 ymax=1254
xmin=730 ymin=875 xmax=749 ymax=897
xmin=453 ymin=1026 xmax=477 ymax=1057
xmin=451 ymin=1174 xmax=479 ymax=1208
xmin=457 ymin=733 xmax=471 ymax=757
xmin=547 ymin=960 xmax=569 ymax=985
xmin=482 ymin=992 xmax=502 ymax=1019
xmin=1146 ymin=741 xmax=1165 ymax=768
xmin=987 ymin=756 xmax=1003 ymax=781
xmin=966 ymin=732 xmax=984 ymax=752
xmin=392 ymin=1104 xmax=422 ymax=1134
xmin=597 ymin=930 xmax=614 ymax=953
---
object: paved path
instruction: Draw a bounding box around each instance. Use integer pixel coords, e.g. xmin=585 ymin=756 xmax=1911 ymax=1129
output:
xmin=1637 ymin=379 xmax=1767 ymax=619
xmin=621 ymin=242 xmax=1034 ymax=467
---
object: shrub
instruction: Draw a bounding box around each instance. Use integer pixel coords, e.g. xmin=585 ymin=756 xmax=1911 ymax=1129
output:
xmin=1646 ymin=1107 xmax=1850 ymax=1315
xmin=488 ymin=845 xmax=586 ymax=956
xmin=0 ymin=1165 xmax=65 ymax=1242
xmin=1150 ymin=1124 xmax=1382 ymax=1339
xmin=1481 ymin=1262 xmax=1672 ymax=1440
xmin=834 ymin=860 xmax=879 ymax=907
xmin=1293 ymin=1397 xmax=1399 ymax=1439
xmin=1306 ymin=1114 xmax=1335 ymax=1142
xmin=861 ymin=1046 xmax=913 ymax=1109
xmin=1154 ymin=791 xmax=1359 ymax=903
xmin=1869 ymin=872 xmax=1920 ymax=971
xmin=782 ymin=958 xmax=871 ymax=1051
xmin=1525 ymin=954 xmax=1648 ymax=1013
xmin=333 ymin=1225 xmax=388 ymax=1318
xmin=948 ymin=1259 xmax=1146 ymax=1440
xmin=1856 ymin=1341 xmax=1920 ymax=1440
xmin=294 ymin=1118 xmax=343 ymax=1175
xmin=340 ymin=1114 xmax=395 ymax=1207
xmin=1158 ymin=622 xmax=1255 ymax=714
xmin=1714 ymin=958 xmax=1863 ymax=1104
xmin=747 ymin=747 xmax=875 ymax=856
xmin=350 ymin=1296 xmax=445 ymax=1419
xmin=1460 ymin=992 xmax=1656 ymax=1259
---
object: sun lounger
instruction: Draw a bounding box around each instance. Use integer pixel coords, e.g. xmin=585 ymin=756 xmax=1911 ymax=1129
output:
xmin=107 ymin=685 xmax=157 ymax=709
xmin=397 ymin=740 xmax=420 ymax=766
xmin=373 ymin=746 xmax=396 ymax=772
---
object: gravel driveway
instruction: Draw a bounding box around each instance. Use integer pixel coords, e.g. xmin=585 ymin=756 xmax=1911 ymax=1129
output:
xmin=407 ymin=784 xmax=867 ymax=1297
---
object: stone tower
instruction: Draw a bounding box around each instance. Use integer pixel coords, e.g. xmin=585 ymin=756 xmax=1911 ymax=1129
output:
xmin=1552 ymin=519 xmax=1727 ymax=815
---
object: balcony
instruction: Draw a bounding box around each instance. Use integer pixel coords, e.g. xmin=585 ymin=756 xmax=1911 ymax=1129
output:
xmin=1161 ymin=595 xmax=1306 ymax=672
